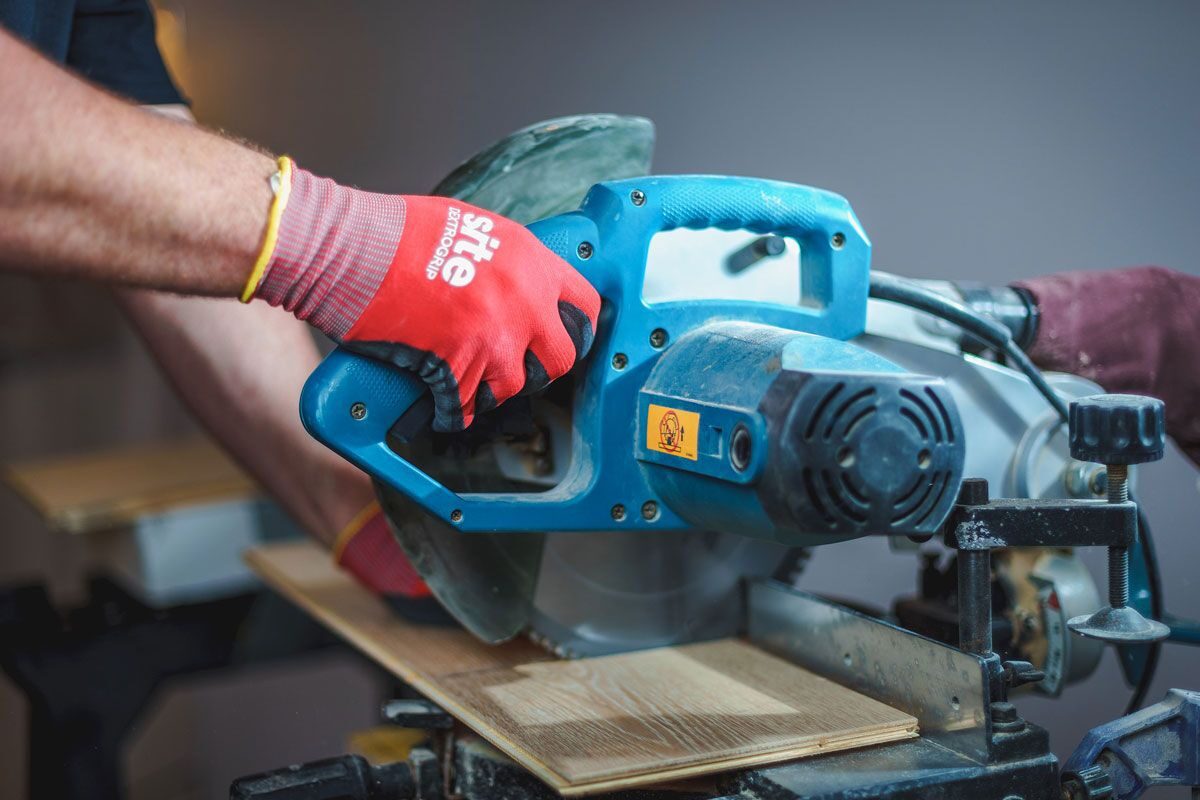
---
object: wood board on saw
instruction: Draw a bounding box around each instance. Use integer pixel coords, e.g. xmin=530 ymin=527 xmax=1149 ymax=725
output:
xmin=245 ymin=540 xmax=918 ymax=796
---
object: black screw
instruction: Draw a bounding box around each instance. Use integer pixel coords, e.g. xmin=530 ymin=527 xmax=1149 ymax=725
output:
xmin=610 ymin=504 xmax=627 ymax=522
xmin=641 ymin=501 xmax=659 ymax=521
xmin=831 ymin=232 xmax=846 ymax=249
xmin=1069 ymin=395 xmax=1163 ymax=612
xmin=1106 ymin=464 xmax=1130 ymax=608
xmin=449 ymin=509 xmax=463 ymax=523
xmin=649 ymin=328 xmax=668 ymax=349
xmin=577 ymin=241 xmax=594 ymax=260
xmin=611 ymin=353 xmax=628 ymax=370
xmin=350 ymin=402 xmax=367 ymax=420
xmin=630 ymin=189 xmax=646 ymax=206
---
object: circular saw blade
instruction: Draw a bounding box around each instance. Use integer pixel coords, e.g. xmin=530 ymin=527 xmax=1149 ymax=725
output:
xmin=378 ymin=113 xmax=789 ymax=654
xmin=431 ymin=113 xmax=656 ymax=223
xmin=528 ymin=530 xmax=788 ymax=657
xmin=378 ymin=486 xmax=541 ymax=644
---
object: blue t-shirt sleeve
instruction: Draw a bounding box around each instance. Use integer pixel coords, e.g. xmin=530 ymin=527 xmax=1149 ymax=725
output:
xmin=66 ymin=0 xmax=186 ymax=106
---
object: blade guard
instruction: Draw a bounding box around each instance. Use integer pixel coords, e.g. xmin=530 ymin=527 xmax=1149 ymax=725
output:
xmin=300 ymin=175 xmax=870 ymax=532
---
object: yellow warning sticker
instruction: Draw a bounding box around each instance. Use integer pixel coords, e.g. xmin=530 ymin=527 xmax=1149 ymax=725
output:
xmin=646 ymin=404 xmax=700 ymax=461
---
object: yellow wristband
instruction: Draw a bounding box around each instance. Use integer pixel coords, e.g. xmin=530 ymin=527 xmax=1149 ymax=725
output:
xmin=332 ymin=500 xmax=383 ymax=563
xmin=240 ymin=155 xmax=294 ymax=303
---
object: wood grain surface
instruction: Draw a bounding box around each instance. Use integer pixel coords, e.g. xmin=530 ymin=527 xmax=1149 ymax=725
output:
xmin=245 ymin=540 xmax=917 ymax=796
xmin=4 ymin=437 xmax=256 ymax=534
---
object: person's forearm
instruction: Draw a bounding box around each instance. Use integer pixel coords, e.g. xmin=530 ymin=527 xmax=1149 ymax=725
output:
xmin=116 ymin=289 xmax=376 ymax=544
xmin=0 ymin=29 xmax=274 ymax=294
xmin=1014 ymin=266 xmax=1200 ymax=465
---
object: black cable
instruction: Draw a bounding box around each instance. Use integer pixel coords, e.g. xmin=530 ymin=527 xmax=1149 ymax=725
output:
xmin=1124 ymin=506 xmax=1163 ymax=715
xmin=868 ymin=273 xmax=1070 ymax=424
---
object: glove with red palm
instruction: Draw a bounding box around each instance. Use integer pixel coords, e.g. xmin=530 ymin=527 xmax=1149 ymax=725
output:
xmin=244 ymin=157 xmax=600 ymax=431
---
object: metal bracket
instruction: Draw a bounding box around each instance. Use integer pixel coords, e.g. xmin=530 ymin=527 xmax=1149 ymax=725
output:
xmin=945 ymin=499 xmax=1137 ymax=550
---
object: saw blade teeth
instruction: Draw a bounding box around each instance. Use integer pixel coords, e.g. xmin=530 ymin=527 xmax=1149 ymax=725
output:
xmin=525 ymin=628 xmax=577 ymax=659
xmin=526 ymin=628 xmax=550 ymax=650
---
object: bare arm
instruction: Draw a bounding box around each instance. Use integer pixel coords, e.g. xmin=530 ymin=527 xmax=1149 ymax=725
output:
xmin=0 ymin=28 xmax=273 ymax=293
xmin=93 ymin=105 xmax=372 ymax=546
xmin=116 ymin=288 xmax=374 ymax=545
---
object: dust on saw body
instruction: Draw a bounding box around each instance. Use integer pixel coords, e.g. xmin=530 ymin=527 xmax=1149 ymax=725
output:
xmin=300 ymin=175 xmax=966 ymax=545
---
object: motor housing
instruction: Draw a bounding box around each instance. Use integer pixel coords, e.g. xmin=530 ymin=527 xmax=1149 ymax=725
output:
xmin=637 ymin=322 xmax=965 ymax=545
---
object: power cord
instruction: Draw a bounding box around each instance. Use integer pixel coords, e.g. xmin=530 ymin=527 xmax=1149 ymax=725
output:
xmin=868 ymin=273 xmax=1069 ymax=424
xmin=1125 ymin=506 xmax=1163 ymax=715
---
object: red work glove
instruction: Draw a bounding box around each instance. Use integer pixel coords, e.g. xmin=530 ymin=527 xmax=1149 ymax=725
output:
xmin=242 ymin=158 xmax=600 ymax=431
xmin=333 ymin=502 xmax=455 ymax=624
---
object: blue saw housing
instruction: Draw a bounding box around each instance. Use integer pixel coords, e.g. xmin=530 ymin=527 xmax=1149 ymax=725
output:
xmin=300 ymin=175 xmax=965 ymax=543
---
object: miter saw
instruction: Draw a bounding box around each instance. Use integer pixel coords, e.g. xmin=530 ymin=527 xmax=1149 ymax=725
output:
xmin=244 ymin=116 xmax=1200 ymax=800
xmin=297 ymin=115 xmax=1123 ymax=672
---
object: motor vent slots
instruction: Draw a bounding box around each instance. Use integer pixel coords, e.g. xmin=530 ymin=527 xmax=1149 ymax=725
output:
xmin=771 ymin=374 xmax=965 ymax=537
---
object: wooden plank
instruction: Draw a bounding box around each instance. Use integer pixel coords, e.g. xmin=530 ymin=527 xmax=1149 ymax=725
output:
xmin=441 ymin=640 xmax=919 ymax=791
xmin=3 ymin=437 xmax=256 ymax=534
xmin=245 ymin=539 xmax=549 ymax=680
xmin=246 ymin=541 xmax=918 ymax=796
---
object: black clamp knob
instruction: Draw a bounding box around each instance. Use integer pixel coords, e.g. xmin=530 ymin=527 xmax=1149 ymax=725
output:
xmin=1061 ymin=763 xmax=1114 ymax=800
xmin=1069 ymin=394 xmax=1166 ymax=465
xmin=1001 ymin=659 xmax=1045 ymax=689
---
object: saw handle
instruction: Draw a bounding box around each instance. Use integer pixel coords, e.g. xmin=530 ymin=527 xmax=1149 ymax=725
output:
xmin=658 ymin=176 xmax=826 ymax=236
xmin=570 ymin=175 xmax=865 ymax=317
xmin=301 ymin=346 xmax=493 ymax=531
xmin=300 ymin=347 xmax=429 ymax=459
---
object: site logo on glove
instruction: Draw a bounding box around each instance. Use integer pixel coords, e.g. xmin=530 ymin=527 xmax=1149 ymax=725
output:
xmin=244 ymin=157 xmax=600 ymax=432
xmin=425 ymin=207 xmax=501 ymax=287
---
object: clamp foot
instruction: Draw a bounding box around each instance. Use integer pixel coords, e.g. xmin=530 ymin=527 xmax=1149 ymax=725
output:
xmin=1068 ymin=606 xmax=1170 ymax=644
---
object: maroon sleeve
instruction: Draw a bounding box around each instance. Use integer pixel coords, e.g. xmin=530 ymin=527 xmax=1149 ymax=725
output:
xmin=1013 ymin=266 xmax=1200 ymax=465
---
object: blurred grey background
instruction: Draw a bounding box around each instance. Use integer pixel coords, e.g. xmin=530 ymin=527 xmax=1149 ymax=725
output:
xmin=1 ymin=1 xmax=1198 ymax=797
